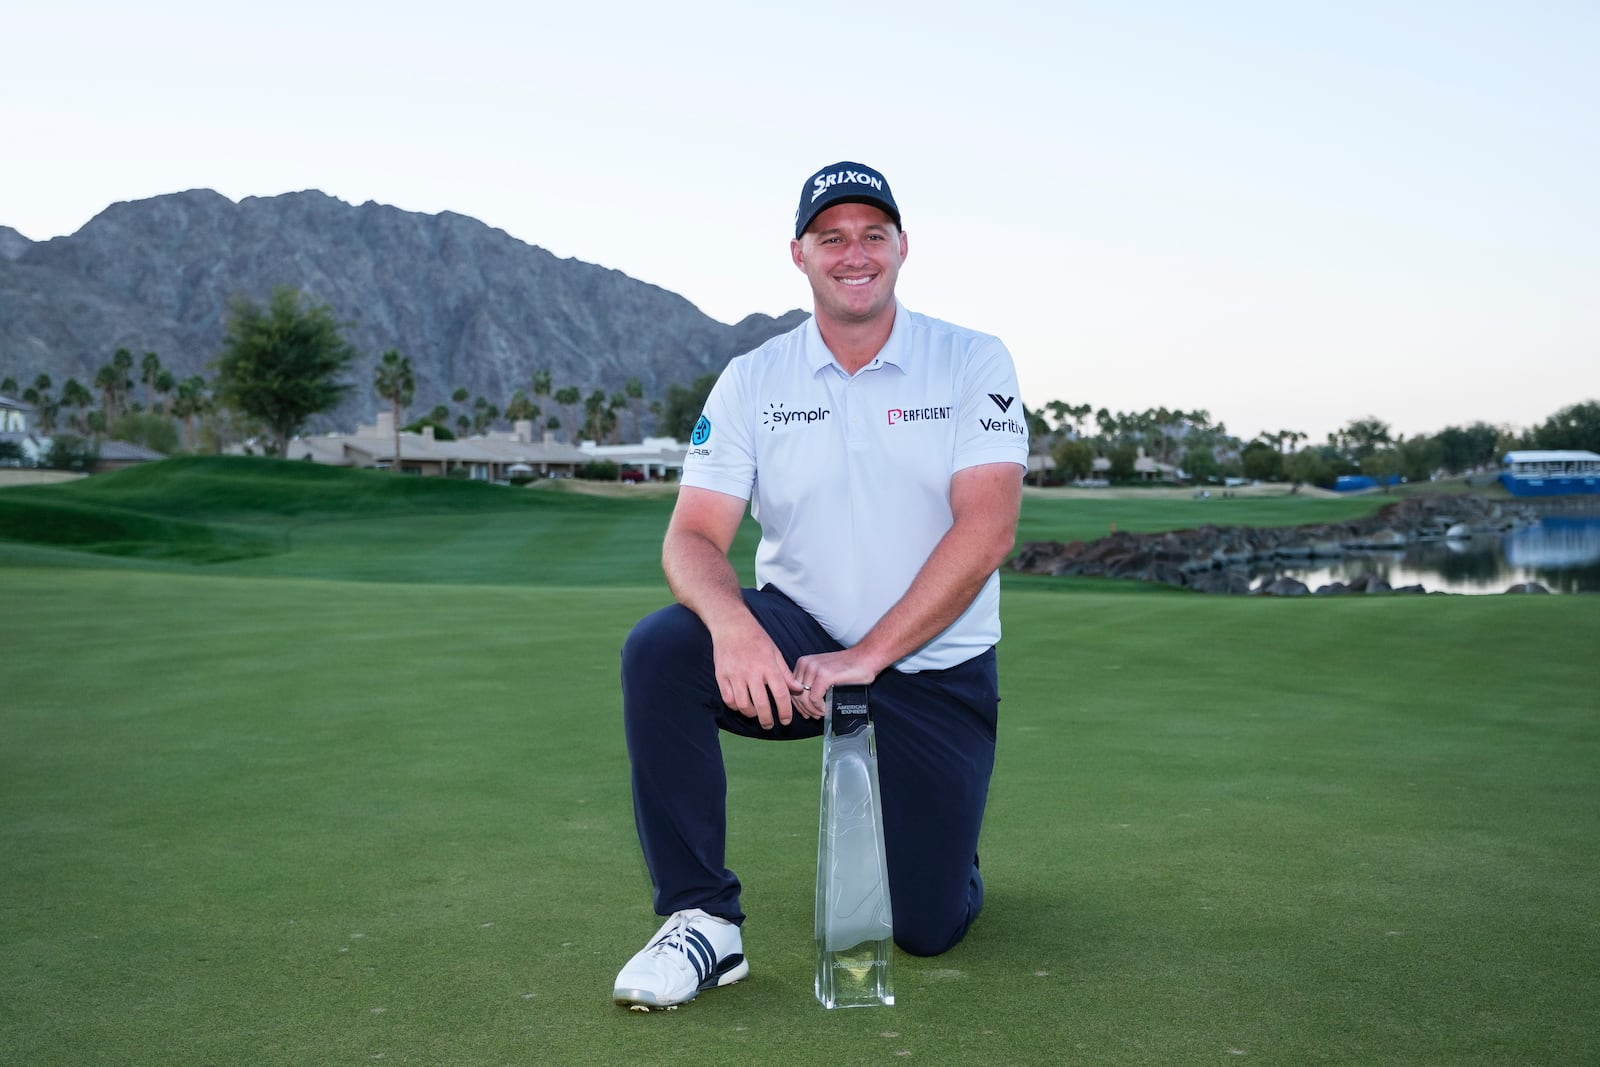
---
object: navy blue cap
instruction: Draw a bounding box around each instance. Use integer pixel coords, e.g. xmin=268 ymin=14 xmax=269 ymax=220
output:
xmin=794 ymin=161 xmax=901 ymax=239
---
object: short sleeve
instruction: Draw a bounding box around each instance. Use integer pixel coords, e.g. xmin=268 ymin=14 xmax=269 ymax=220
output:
xmin=953 ymin=338 xmax=1029 ymax=472
xmin=679 ymin=356 xmax=758 ymax=500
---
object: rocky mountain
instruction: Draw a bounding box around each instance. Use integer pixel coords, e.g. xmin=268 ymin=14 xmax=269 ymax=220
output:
xmin=0 ymin=190 xmax=808 ymax=433
xmin=0 ymin=226 xmax=32 ymax=263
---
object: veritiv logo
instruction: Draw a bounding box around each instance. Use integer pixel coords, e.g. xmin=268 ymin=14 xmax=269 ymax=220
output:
xmin=980 ymin=393 xmax=1025 ymax=436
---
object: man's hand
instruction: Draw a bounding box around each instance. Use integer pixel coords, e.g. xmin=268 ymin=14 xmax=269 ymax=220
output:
xmin=790 ymin=647 xmax=884 ymax=718
xmin=711 ymin=615 xmax=807 ymax=729
xmin=663 ymin=485 xmax=814 ymax=729
xmin=795 ymin=462 xmax=1023 ymax=710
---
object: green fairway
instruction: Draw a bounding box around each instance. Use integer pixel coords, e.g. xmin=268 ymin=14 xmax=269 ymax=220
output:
xmin=3 ymin=459 xmax=1597 ymax=1065
xmin=1013 ymin=488 xmax=1388 ymax=547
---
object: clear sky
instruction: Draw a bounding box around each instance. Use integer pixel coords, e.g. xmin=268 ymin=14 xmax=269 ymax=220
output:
xmin=3 ymin=1 xmax=1595 ymax=445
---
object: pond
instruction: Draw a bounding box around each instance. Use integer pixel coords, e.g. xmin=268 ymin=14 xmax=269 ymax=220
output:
xmin=1256 ymin=512 xmax=1600 ymax=595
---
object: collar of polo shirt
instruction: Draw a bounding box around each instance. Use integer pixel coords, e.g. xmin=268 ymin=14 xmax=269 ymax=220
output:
xmin=804 ymin=301 xmax=910 ymax=377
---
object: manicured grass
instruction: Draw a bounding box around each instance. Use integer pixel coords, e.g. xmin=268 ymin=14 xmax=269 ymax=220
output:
xmin=0 ymin=457 xmax=746 ymax=586
xmin=1014 ymin=489 xmax=1389 ymax=547
xmin=2 ymin=460 xmax=1597 ymax=1064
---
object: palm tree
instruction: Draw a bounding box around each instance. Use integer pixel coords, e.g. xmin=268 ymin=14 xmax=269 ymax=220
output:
xmin=60 ymin=378 xmax=94 ymax=433
xmin=94 ymin=364 xmax=123 ymax=425
xmin=1343 ymin=417 xmax=1392 ymax=459
xmin=95 ymin=350 xmax=135 ymax=425
xmin=153 ymin=369 xmax=176 ymax=418
xmin=554 ymin=386 xmax=581 ymax=442
xmin=140 ymin=351 xmax=162 ymax=411
xmin=471 ymin=397 xmax=499 ymax=435
xmin=22 ymin=374 xmax=58 ymax=434
xmin=505 ymin=389 xmax=538 ymax=424
xmin=608 ymin=391 xmax=629 ymax=444
xmin=171 ymin=376 xmax=208 ymax=450
xmin=111 ymin=348 xmax=135 ymax=414
xmin=584 ymin=389 xmax=606 ymax=444
xmin=1042 ymin=400 xmax=1069 ymax=435
xmin=373 ymin=349 xmax=415 ymax=473
xmin=625 ymin=376 xmax=645 ymax=442
xmin=1160 ymin=407 xmax=1185 ymax=464
xmin=1025 ymin=406 xmax=1052 ymax=486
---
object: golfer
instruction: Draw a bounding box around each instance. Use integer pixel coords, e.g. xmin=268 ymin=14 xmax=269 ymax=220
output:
xmin=613 ymin=161 xmax=1028 ymax=1008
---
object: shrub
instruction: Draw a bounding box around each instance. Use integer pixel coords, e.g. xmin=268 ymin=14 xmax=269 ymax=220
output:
xmin=111 ymin=412 xmax=180 ymax=454
xmin=577 ymin=460 xmax=620 ymax=481
xmin=403 ymin=418 xmax=456 ymax=441
xmin=44 ymin=434 xmax=100 ymax=471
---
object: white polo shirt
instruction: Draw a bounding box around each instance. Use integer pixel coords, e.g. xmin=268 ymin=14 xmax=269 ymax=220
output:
xmin=681 ymin=303 xmax=1028 ymax=672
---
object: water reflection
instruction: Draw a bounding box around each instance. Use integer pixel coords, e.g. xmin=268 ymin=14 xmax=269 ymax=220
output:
xmin=1259 ymin=513 xmax=1600 ymax=595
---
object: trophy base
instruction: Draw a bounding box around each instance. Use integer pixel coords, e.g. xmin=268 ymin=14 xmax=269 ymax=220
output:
xmin=815 ymin=937 xmax=895 ymax=1009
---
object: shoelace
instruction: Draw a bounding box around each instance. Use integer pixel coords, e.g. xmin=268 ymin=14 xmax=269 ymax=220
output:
xmin=648 ymin=912 xmax=695 ymax=955
xmin=646 ymin=912 xmax=718 ymax=977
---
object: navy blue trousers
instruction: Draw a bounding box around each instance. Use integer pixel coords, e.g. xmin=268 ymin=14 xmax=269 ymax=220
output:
xmin=620 ymin=586 xmax=998 ymax=957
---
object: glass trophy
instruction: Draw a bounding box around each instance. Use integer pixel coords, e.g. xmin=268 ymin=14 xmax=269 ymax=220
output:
xmin=815 ymin=684 xmax=895 ymax=1008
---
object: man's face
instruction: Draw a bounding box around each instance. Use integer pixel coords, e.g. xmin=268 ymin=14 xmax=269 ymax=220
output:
xmin=790 ymin=202 xmax=908 ymax=328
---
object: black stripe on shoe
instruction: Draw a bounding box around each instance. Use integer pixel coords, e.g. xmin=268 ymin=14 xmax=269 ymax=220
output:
xmin=700 ymin=952 xmax=747 ymax=992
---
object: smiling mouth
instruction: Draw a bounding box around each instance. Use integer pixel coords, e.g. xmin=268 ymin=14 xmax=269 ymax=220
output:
xmin=837 ymin=275 xmax=876 ymax=287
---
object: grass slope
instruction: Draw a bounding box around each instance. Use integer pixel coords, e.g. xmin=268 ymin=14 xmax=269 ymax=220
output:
xmin=1 ymin=456 xmax=1389 ymax=584
xmin=2 ymin=460 xmax=1597 ymax=1065
xmin=0 ymin=457 xmax=712 ymax=586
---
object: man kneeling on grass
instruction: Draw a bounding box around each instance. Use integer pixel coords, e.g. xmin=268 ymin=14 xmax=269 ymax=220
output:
xmin=613 ymin=161 xmax=1028 ymax=1008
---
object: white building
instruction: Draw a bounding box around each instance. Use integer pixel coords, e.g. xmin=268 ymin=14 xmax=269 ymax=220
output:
xmin=283 ymin=414 xmax=596 ymax=480
xmin=0 ymin=394 xmax=31 ymax=435
xmin=579 ymin=436 xmax=689 ymax=481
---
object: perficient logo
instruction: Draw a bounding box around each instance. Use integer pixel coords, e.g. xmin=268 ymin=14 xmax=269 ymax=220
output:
xmin=886 ymin=405 xmax=952 ymax=426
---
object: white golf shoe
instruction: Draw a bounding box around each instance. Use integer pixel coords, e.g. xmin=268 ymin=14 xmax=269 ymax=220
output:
xmin=612 ymin=908 xmax=748 ymax=1009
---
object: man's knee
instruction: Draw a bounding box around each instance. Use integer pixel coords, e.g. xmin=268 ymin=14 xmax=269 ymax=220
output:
xmin=622 ymin=604 xmax=705 ymax=681
xmin=890 ymin=864 xmax=983 ymax=957
xmin=893 ymin=914 xmax=974 ymax=957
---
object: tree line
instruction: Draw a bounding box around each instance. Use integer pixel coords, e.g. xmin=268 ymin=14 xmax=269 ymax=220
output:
xmin=1022 ymin=400 xmax=1600 ymax=488
xmin=3 ymin=286 xmax=702 ymax=469
xmin=7 ymin=285 xmax=1594 ymax=484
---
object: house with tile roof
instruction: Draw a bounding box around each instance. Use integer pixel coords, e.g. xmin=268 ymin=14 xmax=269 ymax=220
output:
xmin=284 ymin=413 xmax=595 ymax=480
xmin=281 ymin=413 xmax=693 ymax=482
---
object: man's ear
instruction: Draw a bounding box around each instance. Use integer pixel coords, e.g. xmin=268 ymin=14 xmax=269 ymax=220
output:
xmin=790 ymin=238 xmax=806 ymax=272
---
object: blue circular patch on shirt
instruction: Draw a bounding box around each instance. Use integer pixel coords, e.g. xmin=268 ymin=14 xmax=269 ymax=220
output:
xmin=691 ymin=415 xmax=711 ymax=446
